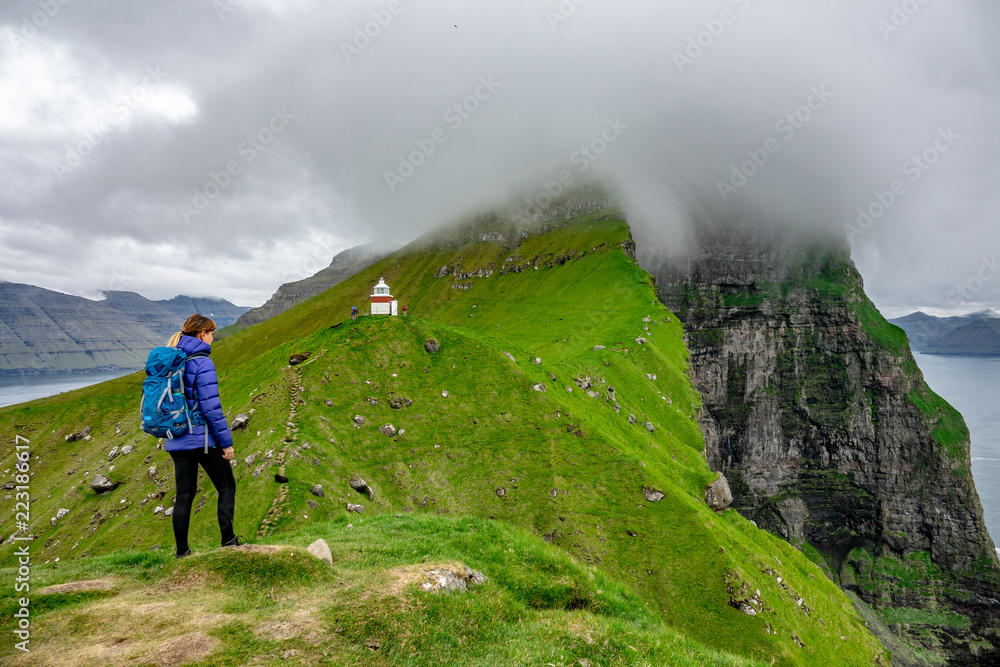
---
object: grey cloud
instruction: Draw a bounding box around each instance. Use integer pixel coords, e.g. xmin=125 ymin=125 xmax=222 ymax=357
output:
xmin=0 ymin=0 xmax=998 ymax=312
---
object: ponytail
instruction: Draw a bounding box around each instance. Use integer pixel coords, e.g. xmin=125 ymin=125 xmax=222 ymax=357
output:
xmin=169 ymin=314 xmax=217 ymax=348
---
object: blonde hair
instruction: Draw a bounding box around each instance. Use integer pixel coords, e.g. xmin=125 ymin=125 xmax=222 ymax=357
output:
xmin=168 ymin=314 xmax=217 ymax=347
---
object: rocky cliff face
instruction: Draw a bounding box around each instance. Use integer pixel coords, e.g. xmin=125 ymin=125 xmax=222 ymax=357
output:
xmin=642 ymin=223 xmax=1000 ymax=665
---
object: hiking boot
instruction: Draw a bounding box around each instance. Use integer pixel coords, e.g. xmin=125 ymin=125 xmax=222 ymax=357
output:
xmin=176 ymin=549 xmax=192 ymax=559
xmin=222 ymin=536 xmax=247 ymax=548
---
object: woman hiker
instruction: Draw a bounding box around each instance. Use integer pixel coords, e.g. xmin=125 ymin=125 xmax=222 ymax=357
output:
xmin=165 ymin=314 xmax=243 ymax=557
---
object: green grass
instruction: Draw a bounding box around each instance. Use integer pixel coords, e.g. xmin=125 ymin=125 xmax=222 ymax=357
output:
xmin=907 ymin=385 xmax=970 ymax=460
xmin=0 ymin=215 xmax=888 ymax=666
xmin=0 ymin=515 xmax=769 ymax=667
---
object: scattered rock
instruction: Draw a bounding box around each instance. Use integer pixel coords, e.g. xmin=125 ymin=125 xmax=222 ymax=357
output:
xmin=364 ymin=639 xmax=380 ymax=651
xmin=645 ymin=422 xmax=655 ymax=433
xmin=421 ymin=569 xmax=467 ymax=594
xmin=586 ymin=390 xmax=600 ymax=399
xmin=646 ymin=373 xmax=657 ymax=381
xmin=496 ymin=487 xmax=506 ymax=498
xmin=534 ymin=357 xmax=542 ymax=365
xmin=121 ymin=444 xmax=135 ymax=456
xmin=252 ymin=464 xmax=266 ymax=478
xmin=424 ymin=339 xmax=440 ymax=354
xmin=164 ymin=507 xmax=174 ymax=517
xmin=275 ymin=474 xmax=289 ymax=484
xmin=310 ymin=485 xmax=324 ymax=498
xmin=403 ymin=398 xmax=412 ymax=407
xmin=565 ymin=386 xmax=573 ymax=393
xmin=531 ymin=382 xmax=547 ymax=393
xmin=308 ymin=538 xmax=333 ymax=565
xmin=379 ymin=424 xmax=397 ymax=437
xmin=65 ymin=426 xmax=92 ymax=442
xmin=366 ymin=397 xmax=380 ymax=406
xmin=325 ymin=399 xmax=333 ymax=407
xmin=389 ymin=397 xmax=404 ymax=410
xmin=346 ymin=503 xmax=364 ymax=513
xmin=643 ymin=316 xmax=651 ymax=322
xmin=244 ymin=454 xmax=257 ymax=466
xmin=154 ymin=505 xmax=165 ymax=514
xmin=349 ymin=474 xmax=374 ymax=500
xmin=107 ymin=446 xmax=121 ymax=462
xmin=56 ymin=508 xmax=70 ymax=520
xmin=705 ymin=475 xmax=734 ymax=512
xmin=628 ymin=414 xmax=637 ymax=424
xmin=635 ymin=337 xmax=646 ymax=345
xmin=312 ymin=457 xmax=322 ymax=466
xmin=90 ymin=475 xmax=118 ymax=494
xmin=441 ymin=390 xmax=449 ymax=398
xmin=593 ymin=345 xmax=605 ymax=351
xmin=353 ymin=415 xmax=366 ymax=425
xmin=149 ymin=466 xmax=159 ymax=483
xmin=643 ymin=486 xmax=665 ymax=502
xmin=289 ymin=352 xmax=311 ymax=365
xmin=502 ymin=351 xmax=516 ymax=363
xmin=307 ymin=500 xmax=318 ymax=510
xmin=231 ymin=413 xmax=250 ymax=430
xmin=627 ymin=530 xmax=638 ymax=537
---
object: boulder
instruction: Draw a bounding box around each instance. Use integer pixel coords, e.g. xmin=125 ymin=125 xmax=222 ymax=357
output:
xmin=421 ymin=569 xmax=467 ymax=594
xmin=310 ymin=484 xmax=324 ymax=498
xmin=90 ymin=475 xmax=118 ymax=493
xmin=635 ymin=337 xmax=647 ymax=345
xmin=65 ymin=426 xmax=92 ymax=442
xmin=307 ymin=500 xmax=318 ymax=510
xmin=349 ymin=474 xmax=374 ymax=500
xmin=231 ymin=413 xmax=250 ymax=430
xmin=275 ymin=474 xmax=289 ymax=484
xmin=642 ymin=486 xmax=665 ymax=502
xmin=420 ymin=567 xmax=488 ymax=594
xmin=403 ymin=398 xmax=412 ymax=407
xmin=55 ymin=508 xmax=70 ymax=520
xmin=705 ymin=474 xmax=734 ymax=512
xmin=346 ymin=503 xmax=364 ymax=513
xmin=244 ymin=454 xmax=257 ymax=466
xmin=107 ymin=446 xmax=121 ymax=462
xmin=379 ymin=424 xmax=397 ymax=437
xmin=531 ymin=383 xmax=547 ymax=393
xmin=353 ymin=415 xmax=366 ymax=425
xmin=645 ymin=422 xmax=655 ymax=433
xmin=324 ymin=399 xmax=333 ymax=407
xmin=120 ymin=444 xmax=134 ymax=456
xmin=389 ymin=397 xmax=404 ymax=410
xmin=164 ymin=507 xmax=174 ymax=517
xmin=424 ymin=339 xmax=440 ymax=354
xmin=593 ymin=345 xmax=605 ymax=351
xmin=289 ymin=352 xmax=311 ymax=365
xmin=441 ymin=390 xmax=449 ymax=398
xmin=308 ymin=538 xmax=333 ymax=565
xmin=534 ymin=357 xmax=542 ymax=365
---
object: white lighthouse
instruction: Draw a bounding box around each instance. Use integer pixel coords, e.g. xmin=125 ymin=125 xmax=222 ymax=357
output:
xmin=370 ymin=278 xmax=398 ymax=316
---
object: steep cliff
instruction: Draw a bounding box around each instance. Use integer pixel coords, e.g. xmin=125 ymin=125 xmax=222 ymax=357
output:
xmin=643 ymin=222 xmax=1000 ymax=665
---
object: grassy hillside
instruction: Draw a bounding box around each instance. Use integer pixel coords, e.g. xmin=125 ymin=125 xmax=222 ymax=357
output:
xmin=0 ymin=213 xmax=888 ymax=665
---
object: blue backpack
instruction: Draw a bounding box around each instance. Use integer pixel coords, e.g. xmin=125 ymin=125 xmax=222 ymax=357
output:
xmin=140 ymin=347 xmax=207 ymax=440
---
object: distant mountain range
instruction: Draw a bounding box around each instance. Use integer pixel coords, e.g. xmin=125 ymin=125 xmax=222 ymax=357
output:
xmin=0 ymin=282 xmax=249 ymax=375
xmin=889 ymin=309 xmax=1000 ymax=356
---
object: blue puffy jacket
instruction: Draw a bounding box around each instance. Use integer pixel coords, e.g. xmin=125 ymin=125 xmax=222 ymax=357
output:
xmin=165 ymin=334 xmax=234 ymax=453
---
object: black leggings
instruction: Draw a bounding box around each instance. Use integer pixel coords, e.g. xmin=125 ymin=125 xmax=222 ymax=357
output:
xmin=169 ymin=447 xmax=236 ymax=555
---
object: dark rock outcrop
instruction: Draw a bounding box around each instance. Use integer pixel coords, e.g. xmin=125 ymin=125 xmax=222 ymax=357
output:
xmin=644 ymin=221 xmax=1000 ymax=664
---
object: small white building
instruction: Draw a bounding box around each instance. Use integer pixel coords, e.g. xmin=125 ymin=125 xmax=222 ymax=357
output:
xmin=370 ymin=277 xmax=398 ymax=316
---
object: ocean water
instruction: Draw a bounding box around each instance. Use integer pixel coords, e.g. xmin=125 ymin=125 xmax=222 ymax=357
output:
xmin=0 ymin=371 xmax=134 ymax=409
xmin=913 ymin=352 xmax=1000 ymax=549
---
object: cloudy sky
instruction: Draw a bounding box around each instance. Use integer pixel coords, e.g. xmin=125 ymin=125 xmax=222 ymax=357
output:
xmin=1 ymin=0 xmax=998 ymax=317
